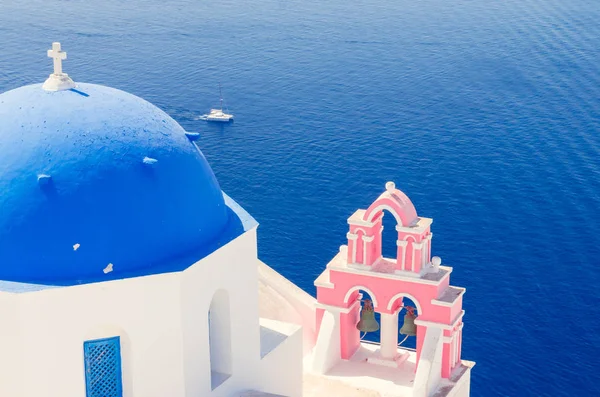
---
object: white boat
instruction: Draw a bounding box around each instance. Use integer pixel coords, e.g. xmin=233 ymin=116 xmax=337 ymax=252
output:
xmin=204 ymin=108 xmax=234 ymax=122
xmin=201 ymin=83 xmax=233 ymax=122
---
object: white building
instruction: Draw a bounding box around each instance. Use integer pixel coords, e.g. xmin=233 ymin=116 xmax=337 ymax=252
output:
xmin=0 ymin=43 xmax=473 ymax=397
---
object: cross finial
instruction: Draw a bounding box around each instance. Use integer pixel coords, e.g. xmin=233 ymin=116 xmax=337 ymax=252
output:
xmin=42 ymin=42 xmax=76 ymax=91
xmin=48 ymin=42 xmax=67 ymax=75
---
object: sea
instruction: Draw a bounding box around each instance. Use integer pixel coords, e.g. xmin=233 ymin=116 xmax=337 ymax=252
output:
xmin=1 ymin=0 xmax=599 ymax=395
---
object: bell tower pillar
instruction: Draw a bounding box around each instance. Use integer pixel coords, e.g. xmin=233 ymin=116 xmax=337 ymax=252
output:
xmin=379 ymin=312 xmax=400 ymax=359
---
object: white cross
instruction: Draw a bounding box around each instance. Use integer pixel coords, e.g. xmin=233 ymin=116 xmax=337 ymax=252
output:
xmin=47 ymin=42 xmax=67 ymax=75
xmin=42 ymin=41 xmax=76 ymax=91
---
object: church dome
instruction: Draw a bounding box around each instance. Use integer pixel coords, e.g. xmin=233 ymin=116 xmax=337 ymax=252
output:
xmin=0 ymin=82 xmax=229 ymax=284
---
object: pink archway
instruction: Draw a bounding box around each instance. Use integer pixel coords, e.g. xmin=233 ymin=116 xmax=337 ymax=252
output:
xmin=363 ymin=183 xmax=418 ymax=227
xmin=343 ymin=286 xmax=380 ymax=309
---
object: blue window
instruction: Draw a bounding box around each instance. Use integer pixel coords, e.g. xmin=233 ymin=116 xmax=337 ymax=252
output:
xmin=83 ymin=336 xmax=123 ymax=397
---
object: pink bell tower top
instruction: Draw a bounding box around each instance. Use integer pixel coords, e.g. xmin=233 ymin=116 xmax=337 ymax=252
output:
xmin=346 ymin=181 xmax=432 ymax=275
xmin=313 ymin=182 xmax=471 ymax=388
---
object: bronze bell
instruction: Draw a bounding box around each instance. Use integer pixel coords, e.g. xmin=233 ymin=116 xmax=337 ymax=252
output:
xmin=357 ymin=299 xmax=379 ymax=333
xmin=399 ymin=312 xmax=417 ymax=336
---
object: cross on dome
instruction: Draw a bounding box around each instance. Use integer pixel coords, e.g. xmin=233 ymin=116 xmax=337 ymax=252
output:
xmin=48 ymin=42 xmax=67 ymax=75
xmin=42 ymin=42 xmax=76 ymax=92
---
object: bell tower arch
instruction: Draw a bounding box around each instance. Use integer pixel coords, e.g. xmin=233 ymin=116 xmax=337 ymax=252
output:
xmin=313 ymin=182 xmax=469 ymax=394
xmin=346 ymin=182 xmax=433 ymax=275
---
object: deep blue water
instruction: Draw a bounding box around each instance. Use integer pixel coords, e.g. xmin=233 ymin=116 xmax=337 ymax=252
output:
xmin=1 ymin=0 xmax=599 ymax=395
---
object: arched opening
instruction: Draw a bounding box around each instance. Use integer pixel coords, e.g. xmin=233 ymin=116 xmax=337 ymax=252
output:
xmin=208 ymin=289 xmax=232 ymax=390
xmin=381 ymin=209 xmax=399 ymax=260
xmin=344 ymin=286 xmax=379 ymax=308
xmin=388 ymin=295 xmax=420 ymax=350
xmin=354 ymin=289 xmax=381 ymax=344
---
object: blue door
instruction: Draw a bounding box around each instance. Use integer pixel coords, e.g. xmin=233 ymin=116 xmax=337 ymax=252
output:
xmin=83 ymin=336 xmax=123 ymax=397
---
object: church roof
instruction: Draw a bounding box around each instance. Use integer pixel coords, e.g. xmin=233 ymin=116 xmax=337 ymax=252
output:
xmin=0 ymin=82 xmax=233 ymax=285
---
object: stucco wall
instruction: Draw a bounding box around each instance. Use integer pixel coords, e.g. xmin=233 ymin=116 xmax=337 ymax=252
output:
xmin=0 ymin=293 xmax=23 ymax=395
xmin=2 ymin=272 xmax=184 ymax=397
xmin=0 ymin=226 xmax=304 ymax=397
xmin=181 ymin=228 xmax=264 ymax=397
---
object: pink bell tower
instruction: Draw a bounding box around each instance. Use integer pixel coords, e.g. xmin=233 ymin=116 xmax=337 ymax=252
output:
xmin=311 ymin=182 xmax=474 ymax=396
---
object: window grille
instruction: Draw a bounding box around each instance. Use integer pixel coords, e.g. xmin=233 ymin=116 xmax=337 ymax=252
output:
xmin=84 ymin=336 xmax=123 ymax=397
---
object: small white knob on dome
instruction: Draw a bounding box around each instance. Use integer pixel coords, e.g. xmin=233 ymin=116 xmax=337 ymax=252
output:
xmin=103 ymin=263 xmax=114 ymax=274
xmin=185 ymin=131 xmax=201 ymax=141
xmin=143 ymin=156 xmax=158 ymax=165
xmin=385 ymin=181 xmax=396 ymax=192
xmin=37 ymin=174 xmax=52 ymax=186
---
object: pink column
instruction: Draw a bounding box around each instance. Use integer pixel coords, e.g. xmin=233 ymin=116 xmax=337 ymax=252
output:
xmin=405 ymin=240 xmax=414 ymax=270
xmin=441 ymin=325 xmax=464 ymax=378
xmin=396 ymin=240 xmax=408 ymax=271
xmin=363 ymin=235 xmax=375 ymax=265
xmin=373 ymin=223 xmax=383 ymax=259
xmin=442 ymin=340 xmax=452 ymax=378
xmin=422 ymin=235 xmax=431 ymax=267
xmin=427 ymin=233 xmax=433 ymax=264
xmin=356 ymin=232 xmax=365 ymax=264
xmin=457 ymin=324 xmax=463 ymax=365
xmin=361 ymin=217 xmax=382 ymax=266
xmin=412 ymin=242 xmax=423 ymax=273
xmin=346 ymin=232 xmax=358 ymax=264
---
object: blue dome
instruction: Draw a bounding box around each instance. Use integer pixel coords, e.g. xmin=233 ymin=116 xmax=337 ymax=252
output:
xmin=0 ymin=83 xmax=229 ymax=284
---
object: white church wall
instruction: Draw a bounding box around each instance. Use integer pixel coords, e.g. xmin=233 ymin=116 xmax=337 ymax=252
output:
xmin=8 ymin=272 xmax=186 ymax=397
xmin=181 ymin=227 xmax=264 ymax=397
xmin=445 ymin=363 xmax=474 ymax=397
xmin=209 ymin=288 xmax=234 ymax=380
xmin=258 ymin=260 xmax=317 ymax=353
xmin=0 ymin=293 xmax=23 ymax=396
xmin=1 ymin=225 xmax=305 ymax=397
xmin=257 ymin=318 xmax=303 ymax=397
